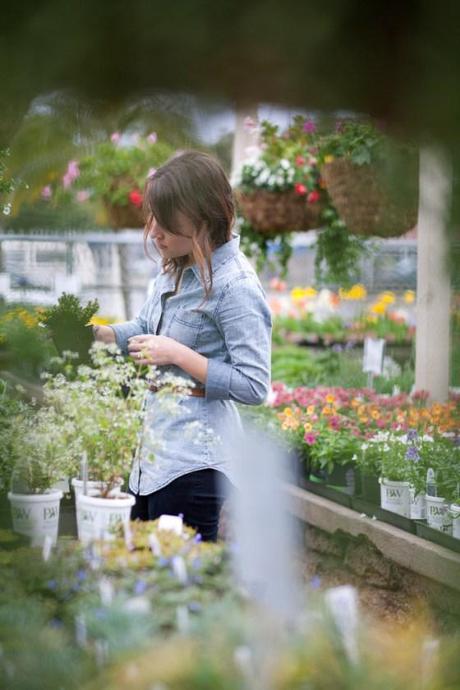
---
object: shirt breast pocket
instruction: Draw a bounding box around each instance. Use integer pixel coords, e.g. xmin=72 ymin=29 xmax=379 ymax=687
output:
xmin=167 ymin=309 xmax=204 ymax=349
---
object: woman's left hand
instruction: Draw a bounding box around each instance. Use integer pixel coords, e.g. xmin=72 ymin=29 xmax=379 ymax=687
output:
xmin=127 ymin=334 xmax=183 ymax=366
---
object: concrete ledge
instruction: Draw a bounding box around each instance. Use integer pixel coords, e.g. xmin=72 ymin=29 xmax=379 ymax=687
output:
xmin=284 ymin=483 xmax=460 ymax=592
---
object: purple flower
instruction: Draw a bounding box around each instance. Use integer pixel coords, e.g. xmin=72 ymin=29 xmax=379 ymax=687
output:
xmin=310 ymin=575 xmax=321 ymax=590
xmin=405 ymin=445 xmax=420 ymax=462
xmin=41 ymin=185 xmax=52 ymax=200
xmin=110 ymin=132 xmax=121 ymax=144
xmin=134 ymin=579 xmax=147 ymax=595
xmin=147 ymin=132 xmax=157 ymax=144
xmin=407 ymin=429 xmax=418 ymax=442
xmin=303 ymin=119 xmax=316 ymax=134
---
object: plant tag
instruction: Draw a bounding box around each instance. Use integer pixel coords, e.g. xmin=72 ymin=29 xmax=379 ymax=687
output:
xmin=148 ymin=533 xmax=162 ymax=557
xmin=171 ymin=555 xmax=188 ymax=584
xmin=363 ymin=337 xmax=385 ymax=375
xmin=41 ymin=535 xmax=53 ymax=562
xmin=158 ymin=514 xmax=183 ymax=535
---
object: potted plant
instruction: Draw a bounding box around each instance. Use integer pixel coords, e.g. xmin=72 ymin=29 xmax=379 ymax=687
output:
xmin=235 ymin=116 xmax=369 ymax=284
xmin=40 ymin=293 xmax=99 ymax=364
xmin=318 ymin=119 xmax=418 ymax=238
xmin=422 ymin=441 xmax=460 ymax=535
xmin=73 ymin=136 xmax=175 ymax=229
xmin=42 ymin=343 xmax=194 ymax=543
xmin=6 ymin=404 xmax=75 ymax=545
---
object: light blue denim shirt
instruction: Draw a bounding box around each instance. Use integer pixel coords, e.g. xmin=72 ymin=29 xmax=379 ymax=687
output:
xmin=110 ymin=232 xmax=272 ymax=494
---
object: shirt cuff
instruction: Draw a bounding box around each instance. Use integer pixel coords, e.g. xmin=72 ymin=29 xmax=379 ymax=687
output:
xmin=110 ymin=323 xmax=144 ymax=355
xmin=205 ymin=358 xmax=232 ymax=401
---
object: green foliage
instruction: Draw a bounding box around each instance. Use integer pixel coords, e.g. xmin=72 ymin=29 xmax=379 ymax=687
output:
xmin=239 ymin=218 xmax=293 ymax=277
xmin=314 ymin=205 xmax=368 ymax=287
xmin=0 ymin=303 xmax=55 ymax=381
xmin=74 ymin=139 xmax=174 ymax=206
xmin=40 ymin=293 xmax=99 ymax=329
xmin=0 ymin=148 xmax=16 ymax=215
xmin=271 ymin=345 xmax=339 ymax=387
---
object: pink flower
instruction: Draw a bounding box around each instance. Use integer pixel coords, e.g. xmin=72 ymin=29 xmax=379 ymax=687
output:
xmin=66 ymin=160 xmax=79 ymax=180
xmin=147 ymin=167 xmax=157 ymax=179
xmin=244 ymin=116 xmax=257 ymax=130
xmin=76 ymin=190 xmax=90 ymax=203
xmin=294 ymin=183 xmax=307 ymax=196
xmin=307 ymin=190 xmax=320 ymax=204
xmin=303 ymin=120 xmax=316 ymax=134
xmin=304 ymin=432 xmax=317 ymax=445
xmin=295 ymin=155 xmax=306 ymax=167
xmin=147 ymin=132 xmax=158 ymax=144
xmin=62 ymin=173 xmax=73 ymax=189
xmin=41 ymin=185 xmax=52 ymax=200
xmin=111 ymin=132 xmax=121 ymax=144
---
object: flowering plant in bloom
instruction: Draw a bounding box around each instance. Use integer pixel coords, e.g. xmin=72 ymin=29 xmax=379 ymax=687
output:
xmin=0 ymin=305 xmax=54 ymax=379
xmin=270 ymin=383 xmax=460 ymax=477
xmin=236 ymin=116 xmax=323 ymax=201
xmin=41 ymin=133 xmax=174 ymax=222
xmin=41 ymin=344 xmax=195 ymax=496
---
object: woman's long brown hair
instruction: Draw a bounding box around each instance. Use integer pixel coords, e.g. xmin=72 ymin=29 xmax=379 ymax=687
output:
xmin=143 ymin=150 xmax=235 ymax=300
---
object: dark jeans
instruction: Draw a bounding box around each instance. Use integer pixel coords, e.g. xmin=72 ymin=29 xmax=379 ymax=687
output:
xmin=129 ymin=469 xmax=230 ymax=541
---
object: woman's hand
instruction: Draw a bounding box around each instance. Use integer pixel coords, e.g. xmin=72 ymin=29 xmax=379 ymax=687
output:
xmin=127 ymin=334 xmax=184 ymax=366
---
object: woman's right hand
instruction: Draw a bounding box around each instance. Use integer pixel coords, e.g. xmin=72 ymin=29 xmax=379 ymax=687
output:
xmin=93 ymin=325 xmax=116 ymax=344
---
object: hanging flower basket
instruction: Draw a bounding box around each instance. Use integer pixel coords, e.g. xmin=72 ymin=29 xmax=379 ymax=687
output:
xmin=236 ymin=189 xmax=323 ymax=233
xmin=321 ymin=159 xmax=418 ymax=238
xmin=104 ymin=200 xmax=144 ymax=229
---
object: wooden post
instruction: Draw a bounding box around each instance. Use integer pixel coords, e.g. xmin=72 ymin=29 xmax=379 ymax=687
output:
xmin=415 ymin=148 xmax=452 ymax=401
xmin=231 ymin=105 xmax=259 ymax=181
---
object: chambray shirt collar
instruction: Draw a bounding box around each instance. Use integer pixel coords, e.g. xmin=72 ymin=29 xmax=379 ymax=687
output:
xmin=188 ymin=232 xmax=240 ymax=282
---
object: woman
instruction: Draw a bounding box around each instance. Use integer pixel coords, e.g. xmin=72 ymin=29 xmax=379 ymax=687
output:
xmin=94 ymin=150 xmax=272 ymax=540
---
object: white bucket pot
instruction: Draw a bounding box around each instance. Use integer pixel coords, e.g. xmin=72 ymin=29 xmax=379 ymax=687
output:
xmin=409 ymin=486 xmax=426 ymax=520
xmin=450 ymin=504 xmax=460 ymax=539
xmin=52 ymin=478 xmax=70 ymax=494
xmin=71 ymin=477 xmax=123 ymax=498
xmin=76 ymin=492 xmax=135 ymax=544
xmin=8 ymin=490 xmax=63 ymax=546
xmin=380 ymin=478 xmax=411 ymax=517
xmin=425 ymin=495 xmax=453 ymax=534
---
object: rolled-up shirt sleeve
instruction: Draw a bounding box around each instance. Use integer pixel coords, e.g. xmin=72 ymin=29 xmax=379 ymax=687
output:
xmin=206 ymin=276 xmax=272 ymax=405
xmin=110 ymin=299 xmax=150 ymax=354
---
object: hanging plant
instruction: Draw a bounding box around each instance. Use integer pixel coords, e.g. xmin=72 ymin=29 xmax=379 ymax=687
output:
xmin=318 ymin=120 xmax=419 ymax=237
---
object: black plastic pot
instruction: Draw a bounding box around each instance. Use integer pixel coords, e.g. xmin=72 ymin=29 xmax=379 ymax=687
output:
xmin=351 ymin=495 xmax=379 ymax=516
xmin=327 ymin=463 xmax=359 ymax=496
xmin=305 ymin=476 xmax=352 ymax=507
xmin=415 ymin=522 xmax=460 ymax=554
xmin=360 ymin=473 xmax=381 ymax=504
xmin=376 ymin=506 xmax=416 ymax=534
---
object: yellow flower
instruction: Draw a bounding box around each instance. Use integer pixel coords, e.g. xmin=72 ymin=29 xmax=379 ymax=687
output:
xmin=324 ymin=155 xmax=335 ymax=164
xmin=325 ymin=393 xmax=336 ymax=404
xmin=90 ymin=315 xmax=112 ymax=326
xmin=339 ymin=284 xmax=367 ymax=300
xmin=379 ymin=291 xmax=395 ymax=305
xmin=303 ymin=287 xmax=318 ymax=299
xmin=321 ymin=406 xmax=335 ymax=416
xmin=306 ymin=405 xmax=316 ymax=416
xmin=282 ymin=407 xmax=293 ymax=416
xmin=303 ymin=422 xmax=313 ymax=432
xmin=370 ymin=302 xmax=386 ymax=315
xmin=371 ymin=409 xmax=380 ymax=420
xmin=404 ymin=290 xmax=416 ymax=304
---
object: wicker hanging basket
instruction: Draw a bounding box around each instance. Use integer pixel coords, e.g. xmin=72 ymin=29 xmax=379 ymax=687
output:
xmin=104 ymin=201 xmax=144 ymax=229
xmin=321 ymin=159 xmax=418 ymax=238
xmin=236 ymin=189 xmax=323 ymax=233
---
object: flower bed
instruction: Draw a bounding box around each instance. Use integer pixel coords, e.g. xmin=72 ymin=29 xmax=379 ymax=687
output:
xmin=267 ymin=383 xmax=460 ymax=549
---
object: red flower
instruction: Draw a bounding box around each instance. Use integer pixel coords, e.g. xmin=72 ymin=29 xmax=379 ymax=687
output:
xmin=129 ymin=189 xmax=143 ymax=208
xmin=295 ymin=155 xmax=306 ymax=167
xmin=307 ymin=190 xmax=320 ymax=204
xmin=294 ymin=183 xmax=307 ymax=196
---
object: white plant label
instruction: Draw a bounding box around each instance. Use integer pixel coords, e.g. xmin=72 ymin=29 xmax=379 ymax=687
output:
xmin=158 ymin=514 xmax=183 ymax=535
xmin=363 ymin=337 xmax=385 ymax=375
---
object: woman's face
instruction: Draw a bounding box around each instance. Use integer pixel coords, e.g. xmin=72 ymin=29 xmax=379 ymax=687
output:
xmin=148 ymin=211 xmax=195 ymax=260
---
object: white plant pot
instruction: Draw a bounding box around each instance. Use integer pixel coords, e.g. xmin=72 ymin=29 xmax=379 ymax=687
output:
xmin=8 ymin=490 xmax=63 ymax=546
xmin=51 ymin=478 xmax=70 ymax=494
xmin=425 ymin=495 xmax=453 ymax=534
xmin=409 ymin=486 xmax=426 ymax=520
xmin=71 ymin=477 xmax=123 ymax=498
xmin=450 ymin=504 xmax=460 ymax=539
xmin=379 ymin=478 xmax=411 ymax=517
xmin=76 ymin=491 xmax=135 ymax=544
